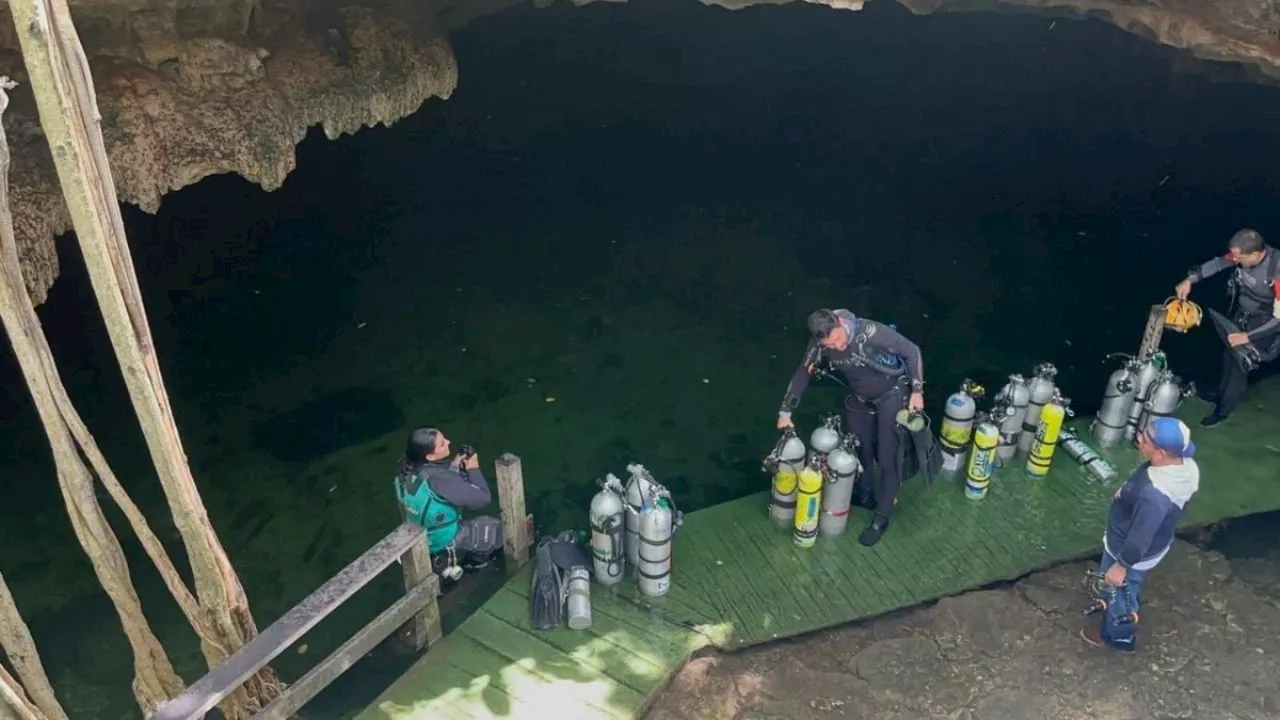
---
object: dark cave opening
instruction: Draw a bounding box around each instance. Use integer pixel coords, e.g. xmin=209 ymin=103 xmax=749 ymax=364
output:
xmin=3 ymin=0 xmax=1280 ymax=716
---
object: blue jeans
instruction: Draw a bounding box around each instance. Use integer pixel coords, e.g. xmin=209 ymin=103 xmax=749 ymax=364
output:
xmin=1097 ymin=551 xmax=1147 ymax=651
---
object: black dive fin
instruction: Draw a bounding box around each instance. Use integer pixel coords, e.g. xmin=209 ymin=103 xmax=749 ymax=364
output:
xmin=530 ymin=537 xmax=564 ymax=630
xmin=896 ymin=410 xmax=944 ymax=487
xmin=1208 ymin=308 xmax=1263 ymax=373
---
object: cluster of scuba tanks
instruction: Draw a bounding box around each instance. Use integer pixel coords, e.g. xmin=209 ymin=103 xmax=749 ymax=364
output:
xmin=585 ymin=463 xmax=684 ymax=598
xmin=762 ymin=351 xmax=1194 ymax=548
xmin=763 ymin=414 xmax=864 ymax=546
xmin=535 ymin=464 xmax=682 ymax=633
xmin=938 ymin=351 xmax=1194 ymax=498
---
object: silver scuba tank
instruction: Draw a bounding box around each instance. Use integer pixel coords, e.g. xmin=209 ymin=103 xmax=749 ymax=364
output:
xmin=565 ymin=567 xmax=592 ymax=630
xmin=765 ymin=430 xmax=807 ymax=526
xmin=818 ymin=434 xmax=862 ymax=537
xmin=1140 ymin=370 xmax=1194 ymax=434
xmin=1018 ymin=363 xmax=1059 ymax=454
xmin=940 ymin=379 xmax=984 ymax=474
xmin=588 ymin=474 xmax=627 ymax=586
xmin=623 ymin=463 xmax=661 ymax=570
xmin=625 ymin=463 xmax=683 ymax=598
xmin=1059 ymin=427 xmax=1118 ymax=483
xmin=809 ymin=414 xmax=842 ymax=455
xmin=994 ymin=374 xmax=1031 ymax=465
xmin=1124 ymin=350 xmax=1166 ymax=441
xmin=1091 ymin=353 xmax=1139 ymax=448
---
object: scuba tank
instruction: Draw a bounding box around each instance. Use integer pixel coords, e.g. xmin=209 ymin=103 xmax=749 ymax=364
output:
xmin=993 ymin=375 xmax=1031 ymax=465
xmin=1140 ymin=370 xmax=1195 ymax=436
xmin=588 ymin=474 xmax=627 ymax=586
xmin=764 ymin=429 xmax=806 ymax=527
xmin=1124 ymin=350 xmax=1166 ymax=442
xmin=964 ymin=404 xmax=1004 ymax=500
xmin=624 ymin=463 xmax=683 ymax=598
xmin=1018 ymin=364 xmax=1059 ymax=454
xmin=940 ymin=379 xmax=984 ymax=474
xmin=793 ymin=453 xmax=824 ymax=549
xmin=566 ymin=566 xmax=592 ymax=629
xmin=809 ymin=414 xmax=842 ymax=456
xmin=1058 ymin=427 xmax=1118 ymax=483
xmin=1026 ymin=390 xmax=1072 ymax=479
xmin=1091 ymin=353 xmax=1139 ymax=449
xmin=819 ymin=433 xmax=862 ymax=537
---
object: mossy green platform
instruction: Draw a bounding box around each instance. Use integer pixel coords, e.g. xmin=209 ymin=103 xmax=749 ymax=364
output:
xmin=359 ymin=380 xmax=1280 ymax=720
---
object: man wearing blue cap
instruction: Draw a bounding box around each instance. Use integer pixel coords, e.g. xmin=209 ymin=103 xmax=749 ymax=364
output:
xmin=1082 ymin=417 xmax=1200 ymax=652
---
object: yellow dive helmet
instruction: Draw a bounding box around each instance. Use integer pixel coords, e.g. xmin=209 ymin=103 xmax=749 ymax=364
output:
xmin=1163 ymin=297 xmax=1203 ymax=333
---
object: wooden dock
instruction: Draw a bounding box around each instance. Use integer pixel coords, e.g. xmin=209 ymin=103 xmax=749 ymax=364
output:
xmin=359 ymin=378 xmax=1280 ymax=720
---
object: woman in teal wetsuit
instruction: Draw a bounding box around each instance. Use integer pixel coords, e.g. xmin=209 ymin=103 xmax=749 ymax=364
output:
xmin=395 ymin=427 xmax=503 ymax=572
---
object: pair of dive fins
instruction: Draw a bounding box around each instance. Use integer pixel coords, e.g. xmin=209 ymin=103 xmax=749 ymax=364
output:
xmin=896 ymin=409 xmax=944 ymax=487
xmin=1207 ymin=308 xmax=1270 ymax=373
xmin=529 ymin=530 xmax=590 ymax=630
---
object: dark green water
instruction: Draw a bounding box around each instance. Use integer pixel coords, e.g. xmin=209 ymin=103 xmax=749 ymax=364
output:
xmin=2 ymin=0 xmax=1280 ymax=716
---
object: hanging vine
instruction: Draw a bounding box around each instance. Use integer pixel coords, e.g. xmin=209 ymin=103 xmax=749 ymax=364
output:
xmin=9 ymin=0 xmax=281 ymax=714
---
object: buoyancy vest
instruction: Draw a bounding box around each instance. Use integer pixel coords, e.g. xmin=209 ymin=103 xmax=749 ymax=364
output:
xmin=828 ymin=309 xmax=907 ymax=378
xmin=395 ymin=464 xmax=460 ymax=554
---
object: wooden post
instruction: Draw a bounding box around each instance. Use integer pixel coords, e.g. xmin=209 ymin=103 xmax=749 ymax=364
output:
xmin=397 ymin=542 xmax=441 ymax=651
xmin=1139 ymin=304 xmax=1166 ymax=359
xmin=495 ymin=453 xmax=531 ymax=573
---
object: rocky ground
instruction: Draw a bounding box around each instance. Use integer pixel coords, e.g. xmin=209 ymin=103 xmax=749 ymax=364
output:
xmin=646 ymin=539 xmax=1280 ymax=720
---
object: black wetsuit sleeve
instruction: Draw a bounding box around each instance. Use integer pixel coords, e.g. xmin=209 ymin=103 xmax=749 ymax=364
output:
xmin=869 ymin=321 xmax=924 ymax=389
xmin=1188 ymin=255 xmax=1233 ymax=283
xmin=428 ymin=466 xmax=493 ymax=509
xmin=1248 ymin=281 xmax=1280 ymax=339
xmin=779 ymin=340 xmax=820 ymax=416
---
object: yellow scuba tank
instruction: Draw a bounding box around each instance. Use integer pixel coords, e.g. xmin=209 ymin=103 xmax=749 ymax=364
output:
xmin=766 ymin=430 xmax=806 ymax=527
xmin=1026 ymin=391 xmax=1071 ymax=478
xmin=964 ymin=411 xmax=1000 ymax=500
xmin=793 ymin=454 xmax=823 ymax=548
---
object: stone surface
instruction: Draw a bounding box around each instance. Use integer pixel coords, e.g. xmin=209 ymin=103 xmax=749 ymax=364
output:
xmin=646 ymin=540 xmax=1280 ymax=720
xmin=0 ymin=0 xmax=457 ymax=303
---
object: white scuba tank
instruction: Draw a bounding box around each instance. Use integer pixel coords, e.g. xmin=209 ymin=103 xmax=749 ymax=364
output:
xmin=625 ymin=463 xmax=682 ymax=597
xmin=1091 ymin=354 xmax=1138 ymax=448
xmin=588 ymin=474 xmax=627 ymax=586
xmin=994 ymin=375 xmax=1031 ymax=465
xmin=623 ymin=463 xmax=662 ymax=570
xmin=1141 ymin=370 xmax=1192 ymax=434
xmin=1124 ymin=351 xmax=1165 ymax=441
xmin=819 ymin=434 xmax=861 ymax=537
xmin=1018 ymin=363 xmax=1058 ymax=454
xmin=809 ymin=414 xmax=842 ymax=455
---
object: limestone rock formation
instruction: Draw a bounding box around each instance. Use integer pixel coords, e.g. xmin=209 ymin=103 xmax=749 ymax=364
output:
xmin=0 ymin=0 xmax=458 ymax=303
xmin=697 ymin=0 xmax=1280 ymax=78
xmin=2 ymin=0 xmax=1279 ymax=304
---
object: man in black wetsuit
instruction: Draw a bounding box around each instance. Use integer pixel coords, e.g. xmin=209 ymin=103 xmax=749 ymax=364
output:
xmin=1174 ymin=229 xmax=1280 ymax=428
xmin=777 ymin=308 xmax=926 ymax=547
xmin=395 ymin=427 xmax=503 ymax=574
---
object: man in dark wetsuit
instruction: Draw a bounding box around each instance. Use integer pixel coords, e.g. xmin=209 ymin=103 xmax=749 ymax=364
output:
xmin=395 ymin=427 xmax=503 ymax=574
xmin=777 ymin=308 xmax=926 ymax=547
xmin=1174 ymin=229 xmax=1280 ymax=428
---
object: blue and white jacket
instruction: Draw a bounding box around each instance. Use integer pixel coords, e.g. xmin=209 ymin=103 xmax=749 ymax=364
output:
xmin=1103 ymin=460 xmax=1200 ymax=570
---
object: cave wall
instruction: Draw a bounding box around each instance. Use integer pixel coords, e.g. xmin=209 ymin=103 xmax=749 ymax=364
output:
xmin=1 ymin=0 xmax=1278 ymax=304
xmin=0 ymin=0 xmax=458 ymax=303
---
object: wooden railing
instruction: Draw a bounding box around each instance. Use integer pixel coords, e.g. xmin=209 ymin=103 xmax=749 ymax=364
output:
xmin=149 ymin=453 xmax=533 ymax=720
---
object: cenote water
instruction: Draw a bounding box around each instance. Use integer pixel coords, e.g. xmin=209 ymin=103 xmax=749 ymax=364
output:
xmin=2 ymin=1 xmax=1280 ymax=717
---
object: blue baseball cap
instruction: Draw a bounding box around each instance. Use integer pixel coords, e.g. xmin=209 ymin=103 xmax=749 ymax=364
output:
xmin=1146 ymin=417 xmax=1196 ymax=458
